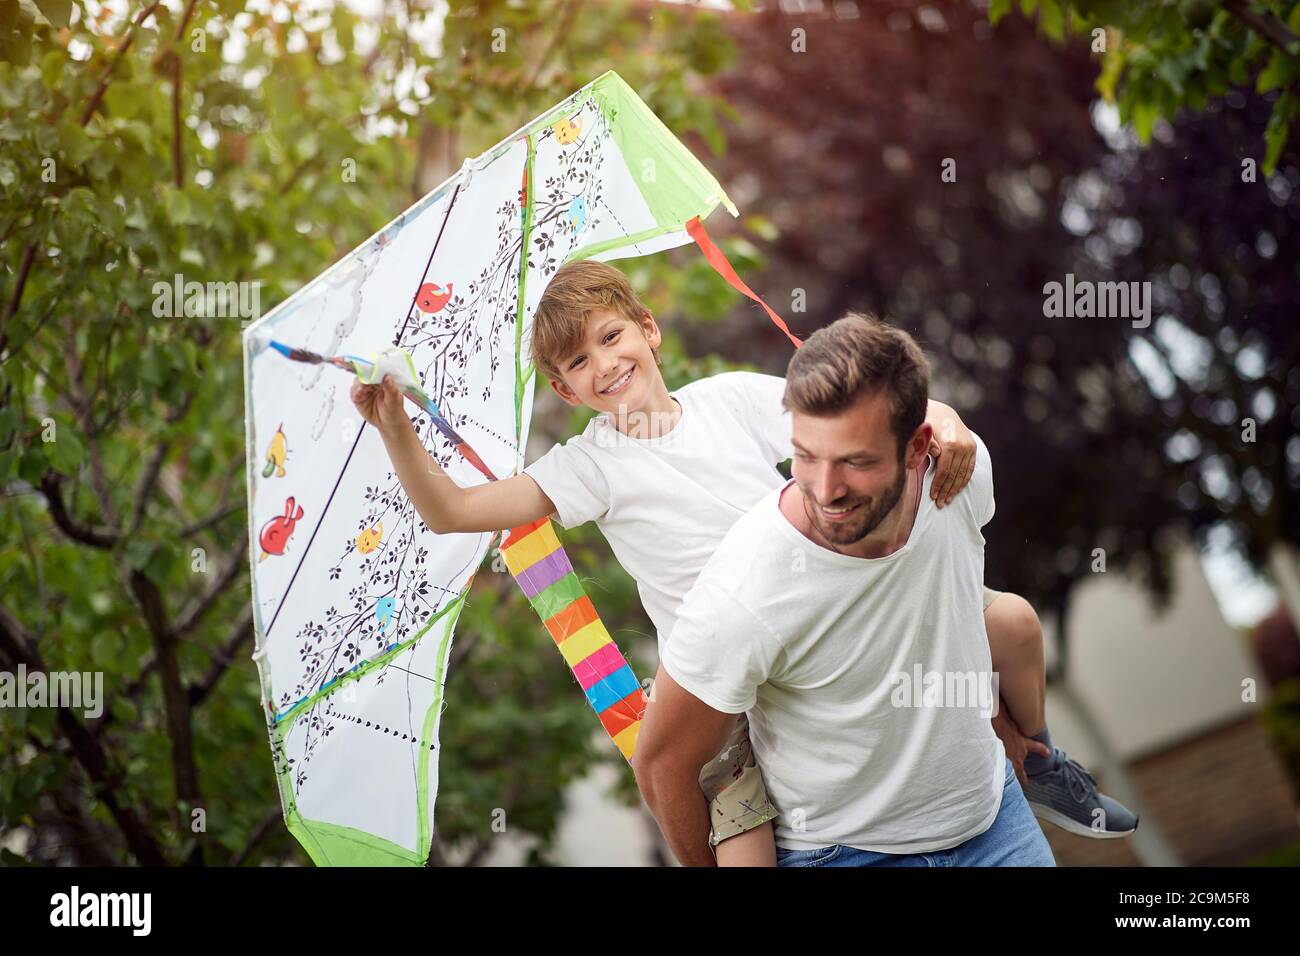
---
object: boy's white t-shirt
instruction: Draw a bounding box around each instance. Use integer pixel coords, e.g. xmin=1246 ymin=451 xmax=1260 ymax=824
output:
xmin=523 ymin=372 xmax=791 ymax=657
xmin=661 ymin=435 xmax=1006 ymax=854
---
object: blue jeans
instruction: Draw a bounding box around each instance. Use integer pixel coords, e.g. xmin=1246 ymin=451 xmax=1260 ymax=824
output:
xmin=775 ymin=759 xmax=1056 ymax=867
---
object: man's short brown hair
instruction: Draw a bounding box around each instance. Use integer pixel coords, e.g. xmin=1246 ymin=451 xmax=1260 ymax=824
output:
xmin=784 ymin=312 xmax=930 ymax=458
xmin=531 ymin=260 xmax=654 ymax=383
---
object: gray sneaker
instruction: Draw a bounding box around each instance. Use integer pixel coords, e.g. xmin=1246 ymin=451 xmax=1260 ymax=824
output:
xmin=1022 ymin=748 xmax=1139 ymax=839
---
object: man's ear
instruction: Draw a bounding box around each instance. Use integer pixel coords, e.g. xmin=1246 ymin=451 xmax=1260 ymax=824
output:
xmin=907 ymin=422 xmax=934 ymax=470
xmin=549 ymin=376 xmax=584 ymax=407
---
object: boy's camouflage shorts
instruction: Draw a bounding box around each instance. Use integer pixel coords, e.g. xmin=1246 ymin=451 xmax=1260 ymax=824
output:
xmin=697 ymin=712 xmax=778 ymax=847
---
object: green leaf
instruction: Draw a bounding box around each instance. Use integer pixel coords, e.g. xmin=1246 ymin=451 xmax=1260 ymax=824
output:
xmin=124 ymin=198 xmax=149 ymax=231
xmin=165 ymin=189 xmax=192 ymax=225
xmin=61 ymin=122 xmax=94 ymax=167
xmin=1181 ymin=0 xmax=1217 ymax=31
xmin=145 ymin=545 xmax=174 ymax=581
xmin=104 ymin=83 xmax=141 ymax=120
xmin=112 ymin=697 xmax=139 ymax=725
xmin=113 ymin=118 xmax=152 ymax=150
xmin=989 ymin=0 xmax=1013 ymax=25
xmin=1131 ymin=99 xmax=1159 ymax=143
xmin=1257 ymin=50 xmax=1293 ymax=93
xmin=0 ymin=24 xmax=33 ymax=66
xmin=42 ymin=427 xmax=84 ymax=474
xmin=1037 ymin=0 xmax=1065 ymax=41
xmin=124 ymin=539 xmax=156 ymax=572
xmin=1156 ymin=56 xmax=1187 ymax=97
xmin=1096 ymin=47 xmax=1125 ymax=103
xmin=1263 ymin=99 xmax=1293 ymax=174
xmin=32 ymin=0 xmax=70 ymax=28
xmin=0 ymin=69 xmax=21 ymax=108
xmin=1228 ymin=54 xmax=1249 ymax=86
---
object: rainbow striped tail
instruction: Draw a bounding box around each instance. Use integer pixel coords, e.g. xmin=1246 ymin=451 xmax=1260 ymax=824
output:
xmin=499 ymin=518 xmax=647 ymax=760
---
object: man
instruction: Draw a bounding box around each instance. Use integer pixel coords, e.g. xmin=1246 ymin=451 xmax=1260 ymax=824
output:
xmin=633 ymin=313 xmax=1056 ymax=866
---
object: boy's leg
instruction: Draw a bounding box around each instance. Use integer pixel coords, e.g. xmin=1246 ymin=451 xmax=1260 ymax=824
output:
xmin=715 ymin=821 xmax=777 ymax=867
xmin=983 ymin=588 xmax=1140 ymax=839
xmin=983 ymin=589 xmax=1047 ymax=740
xmin=701 ymin=714 xmax=778 ymax=868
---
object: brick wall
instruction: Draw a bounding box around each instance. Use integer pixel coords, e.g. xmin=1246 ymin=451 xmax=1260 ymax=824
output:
xmin=1042 ymin=715 xmax=1300 ymax=866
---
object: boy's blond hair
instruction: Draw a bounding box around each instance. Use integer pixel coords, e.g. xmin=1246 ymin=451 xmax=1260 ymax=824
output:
xmin=531 ymin=260 xmax=656 ymax=383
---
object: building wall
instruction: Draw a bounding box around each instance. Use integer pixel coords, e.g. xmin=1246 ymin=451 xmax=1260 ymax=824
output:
xmin=1043 ymin=546 xmax=1266 ymax=761
xmin=1039 ymin=542 xmax=1299 ymax=866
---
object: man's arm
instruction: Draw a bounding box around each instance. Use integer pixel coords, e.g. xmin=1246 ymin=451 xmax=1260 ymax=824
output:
xmin=632 ymin=665 xmax=738 ymax=867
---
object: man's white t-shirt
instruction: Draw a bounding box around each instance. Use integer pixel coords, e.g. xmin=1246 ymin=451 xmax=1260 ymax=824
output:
xmin=523 ymin=372 xmax=792 ymax=657
xmin=661 ymin=434 xmax=1006 ymax=854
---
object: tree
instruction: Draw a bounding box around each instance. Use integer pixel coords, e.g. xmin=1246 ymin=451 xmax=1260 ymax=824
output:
xmin=989 ymin=0 xmax=1300 ymax=172
xmin=0 ymin=0 xmax=742 ymax=865
xmin=988 ymin=0 xmax=1300 ymax=631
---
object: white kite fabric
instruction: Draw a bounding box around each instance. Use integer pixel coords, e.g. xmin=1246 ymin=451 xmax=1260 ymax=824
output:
xmin=242 ymin=71 xmax=747 ymax=866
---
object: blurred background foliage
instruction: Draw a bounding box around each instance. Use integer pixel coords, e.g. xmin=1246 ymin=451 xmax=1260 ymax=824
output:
xmin=1 ymin=0 xmax=1297 ymax=865
xmin=992 ymin=0 xmax=1300 ymax=171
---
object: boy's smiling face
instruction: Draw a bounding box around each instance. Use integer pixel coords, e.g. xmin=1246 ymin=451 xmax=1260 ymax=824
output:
xmin=549 ymin=308 xmax=665 ymax=415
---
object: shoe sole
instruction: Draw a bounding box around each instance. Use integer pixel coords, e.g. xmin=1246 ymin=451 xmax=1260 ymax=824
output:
xmin=1030 ymin=803 xmax=1139 ymax=840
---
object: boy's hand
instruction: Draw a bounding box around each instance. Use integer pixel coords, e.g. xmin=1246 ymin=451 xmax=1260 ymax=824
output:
xmin=351 ymin=375 xmax=408 ymax=435
xmin=928 ymin=408 xmax=976 ymax=508
xmin=990 ymin=699 xmax=1052 ymax=788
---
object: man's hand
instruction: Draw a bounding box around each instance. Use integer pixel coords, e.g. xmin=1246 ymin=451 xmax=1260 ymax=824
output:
xmin=633 ymin=666 xmax=735 ymax=867
xmin=351 ymin=374 xmax=409 ymax=436
xmin=926 ymin=400 xmax=977 ymax=508
xmin=990 ymin=697 xmax=1051 ymax=788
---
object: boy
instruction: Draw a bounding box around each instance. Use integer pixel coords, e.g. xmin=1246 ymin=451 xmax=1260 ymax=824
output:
xmin=352 ymin=261 xmax=1136 ymax=865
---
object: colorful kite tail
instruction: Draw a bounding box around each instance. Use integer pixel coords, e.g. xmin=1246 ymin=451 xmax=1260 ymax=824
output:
xmin=499 ymin=517 xmax=647 ymax=760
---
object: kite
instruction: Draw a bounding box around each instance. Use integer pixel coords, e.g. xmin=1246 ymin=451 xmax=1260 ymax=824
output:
xmin=242 ymin=70 xmax=789 ymax=866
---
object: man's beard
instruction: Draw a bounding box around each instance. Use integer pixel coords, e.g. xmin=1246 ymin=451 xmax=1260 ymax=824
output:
xmin=806 ymin=459 xmax=909 ymax=547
